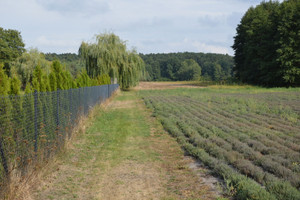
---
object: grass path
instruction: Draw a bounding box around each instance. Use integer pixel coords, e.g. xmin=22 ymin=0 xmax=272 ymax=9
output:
xmin=30 ymin=90 xmax=219 ymax=200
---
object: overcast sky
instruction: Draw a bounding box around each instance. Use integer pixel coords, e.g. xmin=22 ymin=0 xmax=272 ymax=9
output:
xmin=0 ymin=0 xmax=282 ymax=55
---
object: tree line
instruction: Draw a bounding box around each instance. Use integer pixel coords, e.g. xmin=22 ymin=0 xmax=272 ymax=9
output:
xmin=44 ymin=53 xmax=83 ymax=77
xmin=232 ymin=0 xmax=299 ymax=87
xmin=139 ymin=52 xmax=234 ymax=82
xmin=0 ymin=29 xmax=145 ymax=93
xmin=45 ymin=52 xmax=234 ymax=83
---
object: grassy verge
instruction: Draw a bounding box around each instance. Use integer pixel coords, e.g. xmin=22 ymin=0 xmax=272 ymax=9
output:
xmin=29 ymin=90 xmax=220 ymax=200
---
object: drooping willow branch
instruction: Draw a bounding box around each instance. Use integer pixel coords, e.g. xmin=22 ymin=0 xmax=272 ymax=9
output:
xmin=79 ymin=33 xmax=145 ymax=89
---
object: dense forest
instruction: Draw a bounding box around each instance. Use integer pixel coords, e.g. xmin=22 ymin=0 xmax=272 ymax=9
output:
xmin=140 ymin=52 xmax=234 ymax=81
xmin=232 ymin=0 xmax=299 ymax=87
xmin=45 ymin=52 xmax=234 ymax=82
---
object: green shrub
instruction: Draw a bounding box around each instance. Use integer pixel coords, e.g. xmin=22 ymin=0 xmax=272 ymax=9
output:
xmin=266 ymin=181 xmax=300 ymax=200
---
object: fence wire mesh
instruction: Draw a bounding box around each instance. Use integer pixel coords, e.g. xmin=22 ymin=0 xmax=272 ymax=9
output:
xmin=0 ymin=84 xmax=118 ymax=190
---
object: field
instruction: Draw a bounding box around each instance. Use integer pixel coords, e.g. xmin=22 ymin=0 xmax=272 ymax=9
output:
xmin=139 ymin=85 xmax=300 ymax=200
xmin=19 ymin=87 xmax=221 ymax=200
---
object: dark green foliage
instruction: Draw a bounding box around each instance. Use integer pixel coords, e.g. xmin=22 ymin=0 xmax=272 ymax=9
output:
xmin=49 ymin=72 xmax=57 ymax=91
xmin=176 ymin=59 xmax=201 ymax=81
xmin=0 ymin=64 xmax=10 ymax=95
xmin=45 ymin=53 xmax=80 ymax=63
xmin=276 ymin=0 xmax=300 ymax=86
xmin=9 ymin=75 xmax=21 ymax=95
xmin=44 ymin=53 xmax=84 ymax=77
xmin=213 ymin=63 xmax=225 ymax=81
xmin=11 ymin=49 xmax=51 ymax=89
xmin=0 ymin=65 xmax=13 ymax=183
xmin=140 ymin=52 xmax=233 ymax=81
xmin=21 ymin=60 xmax=109 ymax=93
xmin=0 ymin=27 xmax=25 ymax=76
xmin=232 ymin=0 xmax=300 ymax=86
xmin=49 ymin=60 xmax=74 ymax=90
xmin=32 ymin=65 xmax=47 ymax=92
xmin=75 ymin=70 xmax=92 ymax=88
xmin=97 ymin=74 xmax=111 ymax=85
xmin=24 ymin=83 xmax=32 ymax=94
xmin=51 ymin=61 xmax=66 ymax=90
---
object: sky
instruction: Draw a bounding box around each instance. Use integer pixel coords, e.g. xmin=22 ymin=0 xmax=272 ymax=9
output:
xmin=0 ymin=0 xmax=282 ymax=55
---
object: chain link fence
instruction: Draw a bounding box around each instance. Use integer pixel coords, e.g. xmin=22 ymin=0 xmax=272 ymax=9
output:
xmin=0 ymin=84 xmax=119 ymax=191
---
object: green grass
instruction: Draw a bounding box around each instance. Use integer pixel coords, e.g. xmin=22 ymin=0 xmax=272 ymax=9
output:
xmin=33 ymin=91 xmax=164 ymax=199
xmin=32 ymin=89 xmax=223 ymax=200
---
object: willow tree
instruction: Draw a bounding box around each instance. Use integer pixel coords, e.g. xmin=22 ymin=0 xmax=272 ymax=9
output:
xmin=79 ymin=33 xmax=145 ymax=89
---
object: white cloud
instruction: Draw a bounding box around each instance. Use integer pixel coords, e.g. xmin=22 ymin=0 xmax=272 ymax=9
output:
xmin=192 ymin=41 xmax=230 ymax=55
xmin=35 ymin=36 xmax=78 ymax=47
xmin=1 ymin=0 xmax=282 ymax=55
xmin=167 ymin=38 xmax=230 ymax=54
xmin=36 ymin=0 xmax=110 ymax=16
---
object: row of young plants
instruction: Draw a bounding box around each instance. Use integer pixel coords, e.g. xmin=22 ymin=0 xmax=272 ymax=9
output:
xmin=141 ymin=89 xmax=300 ymax=200
xmin=0 ymin=61 xmax=111 ymax=96
xmin=152 ymin=94 xmax=300 ymax=165
xmin=182 ymin=97 xmax=300 ymax=160
xmin=172 ymin=95 xmax=299 ymax=182
xmin=176 ymin=100 xmax=299 ymax=177
xmin=150 ymin=96 xmax=300 ymax=186
xmin=205 ymin=94 xmax=300 ymax=139
xmin=178 ymin=92 xmax=300 ymax=153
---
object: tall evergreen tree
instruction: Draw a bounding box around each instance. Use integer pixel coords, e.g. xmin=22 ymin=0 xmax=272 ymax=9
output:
xmin=9 ymin=75 xmax=21 ymax=95
xmin=50 ymin=61 xmax=66 ymax=90
xmin=0 ymin=63 xmax=10 ymax=95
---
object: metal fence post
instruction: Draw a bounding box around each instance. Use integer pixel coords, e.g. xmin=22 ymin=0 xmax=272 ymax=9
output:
xmin=83 ymin=87 xmax=85 ymax=115
xmin=108 ymin=84 xmax=110 ymax=99
xmin=34 ymin=90 xmax=38 ymax=154
xmin=0 ymin=136 xmax=8 ymax=177
xmin=69 ymin=89 xmax=72 ymax=121
xmin=78 ymin=88 xmax=81 ymax=115
xmin=56 ymin=90 xmax=60 ymax=127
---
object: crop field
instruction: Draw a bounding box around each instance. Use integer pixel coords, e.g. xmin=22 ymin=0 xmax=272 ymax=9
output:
xmin=140 ymin=86 xmax=300 ymax=200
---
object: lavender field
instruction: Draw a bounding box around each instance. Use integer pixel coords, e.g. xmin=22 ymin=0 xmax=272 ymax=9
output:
xmin=141 ymin=86 xmax=300 ymax=200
